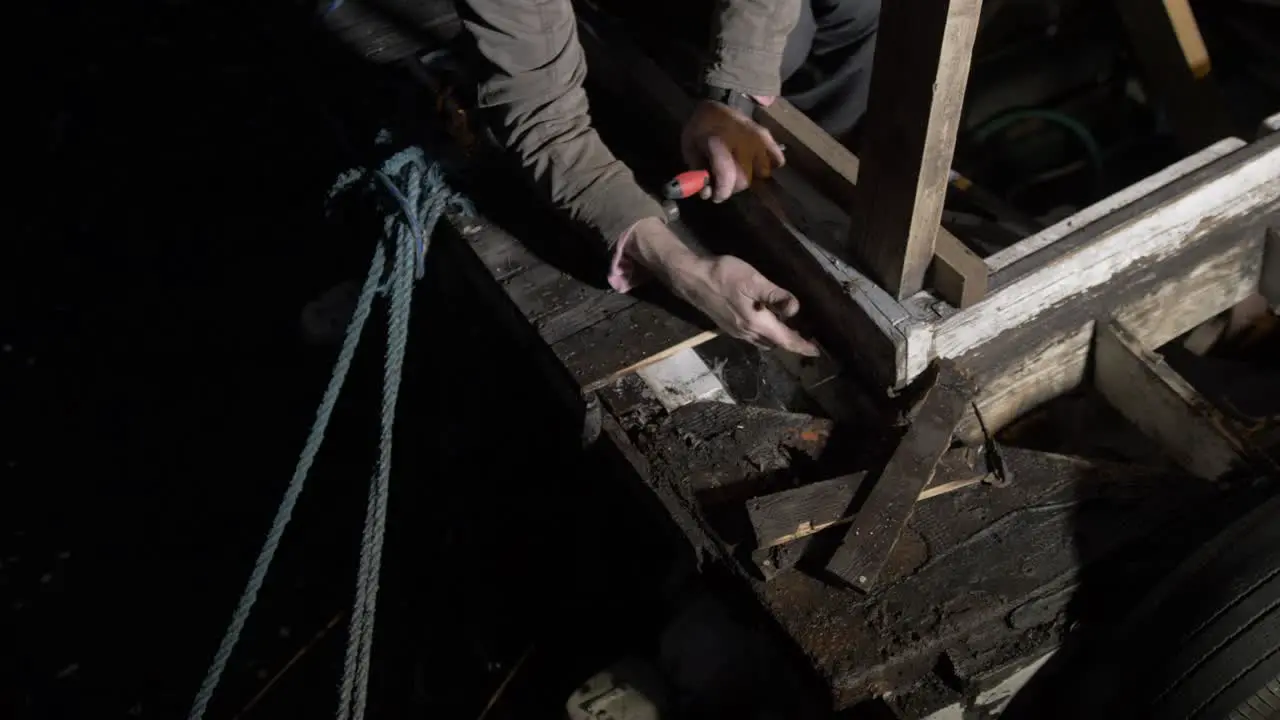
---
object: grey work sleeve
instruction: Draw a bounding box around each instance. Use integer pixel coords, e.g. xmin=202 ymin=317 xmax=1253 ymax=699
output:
xmin=703 ymin=0 xmax=802 ymax=97
xmin=458 ymin=0 xmax=665 ymax=248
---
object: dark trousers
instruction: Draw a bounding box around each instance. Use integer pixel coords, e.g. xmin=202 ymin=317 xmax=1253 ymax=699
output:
xmin=781 ymin=0 xmax=880 ymax=142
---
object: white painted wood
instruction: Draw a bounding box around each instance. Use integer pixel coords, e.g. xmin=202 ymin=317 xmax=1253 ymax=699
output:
xmin=984 ymin=137 xmax=1246 ymax=273
xmin=636 ymin=348 xmax=734 ymax=411
xmin=934 ymin=139 xmax=1280 ymax=364
xmin=1261 ymin=111 xmax=1280 ymax=137
xmin=920 ymin=703 xmax=965 ymax=720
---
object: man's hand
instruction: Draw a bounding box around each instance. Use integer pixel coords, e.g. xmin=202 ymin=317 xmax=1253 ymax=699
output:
xmin=626 ymin=218 xmax=819 ymax=356
xmin=681 ymin=100 xmax=786 ymax=203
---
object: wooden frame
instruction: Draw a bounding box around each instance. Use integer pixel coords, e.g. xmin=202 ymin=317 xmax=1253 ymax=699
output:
xmin=573 ymin=12 xmax=1280 ymax=441
xmin=413 ymin=21 xmax=1280 ymax=713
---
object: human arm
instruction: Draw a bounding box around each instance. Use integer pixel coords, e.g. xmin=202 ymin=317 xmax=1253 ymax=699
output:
xmin=458 ymin=0 xmax=816 ymax=355
xmin=682 ymin=0 xmax=801 ymax=201
xmin=458 ymin=0 xmax=664 ymax=247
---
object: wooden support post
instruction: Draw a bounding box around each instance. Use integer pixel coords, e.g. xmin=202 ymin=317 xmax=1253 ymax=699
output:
xmin=825 ymin=360 xmax=975 ymax=590
xmin=758 ymin=100 xmax=989 ymax=309
xmin=1115 ymin=0 xmax=1235 ymax=153
xmin=846 ymin=0 xmax=982 ymax=299
xmin=1093 ymin=319 xmax=1252 ymax=480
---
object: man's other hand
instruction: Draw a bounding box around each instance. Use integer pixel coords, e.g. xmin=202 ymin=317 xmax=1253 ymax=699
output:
xmin=627 ymin=218 xmax=819 ymax=356
xmin=681 ymin=100 xmax=786 ymax=203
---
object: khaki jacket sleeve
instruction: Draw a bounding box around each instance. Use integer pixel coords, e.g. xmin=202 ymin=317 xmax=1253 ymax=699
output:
xmin=703 ymin=0 xmax=802 ymax=97
xmin=459 ymin=0 xmax=665 ymax=249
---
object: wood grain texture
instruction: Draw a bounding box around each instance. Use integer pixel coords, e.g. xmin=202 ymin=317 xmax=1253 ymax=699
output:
xmin=758 ymin=100 xmax=987 ymax=309
xmin=746 ymin=447 xmax=989 ymax=550
xmin=846 ymin=0 xmax=982 ymax=299
xmin=954 ymin=224 xmax=1264 ymax=444
xmin=825 ymin=360 xmax=975 ymax=590
xmin=937 ymin=134 xmax=1280 ymax=365
xmin=461 ymin=211 xmax=717 ymax=392
xmin=1094 ymin=320 xmax=1249 ymax=480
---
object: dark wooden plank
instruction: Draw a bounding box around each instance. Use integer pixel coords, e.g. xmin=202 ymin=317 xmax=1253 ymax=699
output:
xmin=463 ymin=223 xmax=544 ymax=282
xmin=825 ymin=360 xmax=975 ymax=590
xmin=552 ymin=301 xmax=716 ymax=392
xmin=929 ymin=232 xmax=988 ymax=309
xmin=748 ymin=472 xmax=866 ymax=550
xmin=1114 ymin=0 xmax=1235 ymax=154
xmin=500 ymin=262 xmax=639 ymax=344
xmin=846 ymin=0 xmax=981 ymax=299
xmin=746 ymin=447 xmax=990 ymax=551
xmin=637 ymin=402 xmax=854 ymax=506
xmin=758 ymin=446 xmax=1219 ymax=708
xmin=758 ymin=99 xmax=988 ymax=309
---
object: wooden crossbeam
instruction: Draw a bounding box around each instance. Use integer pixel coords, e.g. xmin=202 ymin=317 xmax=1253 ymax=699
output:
xmin=757 ymin=100 xmax=988 ymax=309
xmin=845 ymin=0 xmax=982 ymax=299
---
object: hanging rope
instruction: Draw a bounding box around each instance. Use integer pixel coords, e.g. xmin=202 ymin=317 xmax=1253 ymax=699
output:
xmin=187 ymin=145 xmax=471 ymax=720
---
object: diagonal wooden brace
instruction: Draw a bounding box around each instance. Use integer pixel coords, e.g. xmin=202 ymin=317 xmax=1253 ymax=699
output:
xmin=825 ymin=359 xmax=976 ymax=590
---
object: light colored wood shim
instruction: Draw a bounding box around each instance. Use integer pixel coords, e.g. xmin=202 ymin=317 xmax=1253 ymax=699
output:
xmin=635 ymin=348 xmax=734 ymax=411
xmin=1094 ymin=320 xmax=1248 ymax=480
xmin=579 ymin=329 xmax=718 ymax=393
xmin=1163 ymin=0 xmax=1213 ymax=78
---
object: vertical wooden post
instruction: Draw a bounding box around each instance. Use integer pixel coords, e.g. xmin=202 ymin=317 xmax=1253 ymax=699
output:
xmin=1115 ymin=0 xmax=1235 ymax=153
xmin=846 ymin=0 xmax=982 ymax=300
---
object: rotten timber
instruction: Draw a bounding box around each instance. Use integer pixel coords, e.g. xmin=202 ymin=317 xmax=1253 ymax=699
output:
xmin=825 ymin=361 xmax=975 ymax=590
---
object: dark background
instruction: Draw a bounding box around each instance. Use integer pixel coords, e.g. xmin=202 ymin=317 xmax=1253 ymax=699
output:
xmin=4 ymin=2 xmax=679 ymax=718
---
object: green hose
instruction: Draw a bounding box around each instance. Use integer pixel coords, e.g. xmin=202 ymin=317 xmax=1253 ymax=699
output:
xmin=970 ymin=108 xmax=1108 ymax=193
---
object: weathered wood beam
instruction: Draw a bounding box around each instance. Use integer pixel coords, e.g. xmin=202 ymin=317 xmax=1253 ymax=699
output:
xmin=846 ymin=0 xmax=982 ymax=299
xmin=954 ymin=223 xmax=1266 ymax=444
xmin=825 ymin=360 xmax=975 ymax=590
xmin=942 ymin=134 xmax=1280 ymax=441
xmin=757 ymin=100 xmax=988 ymax=309
xmin=746 ymin=447 xmax=989 ymax=551
xmin=1093 ymin=319 xmax=1251 ymax=480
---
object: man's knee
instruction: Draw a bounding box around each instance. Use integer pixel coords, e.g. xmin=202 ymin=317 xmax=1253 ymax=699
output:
xmin=812 ymin=0 xmax=878 ymax=45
